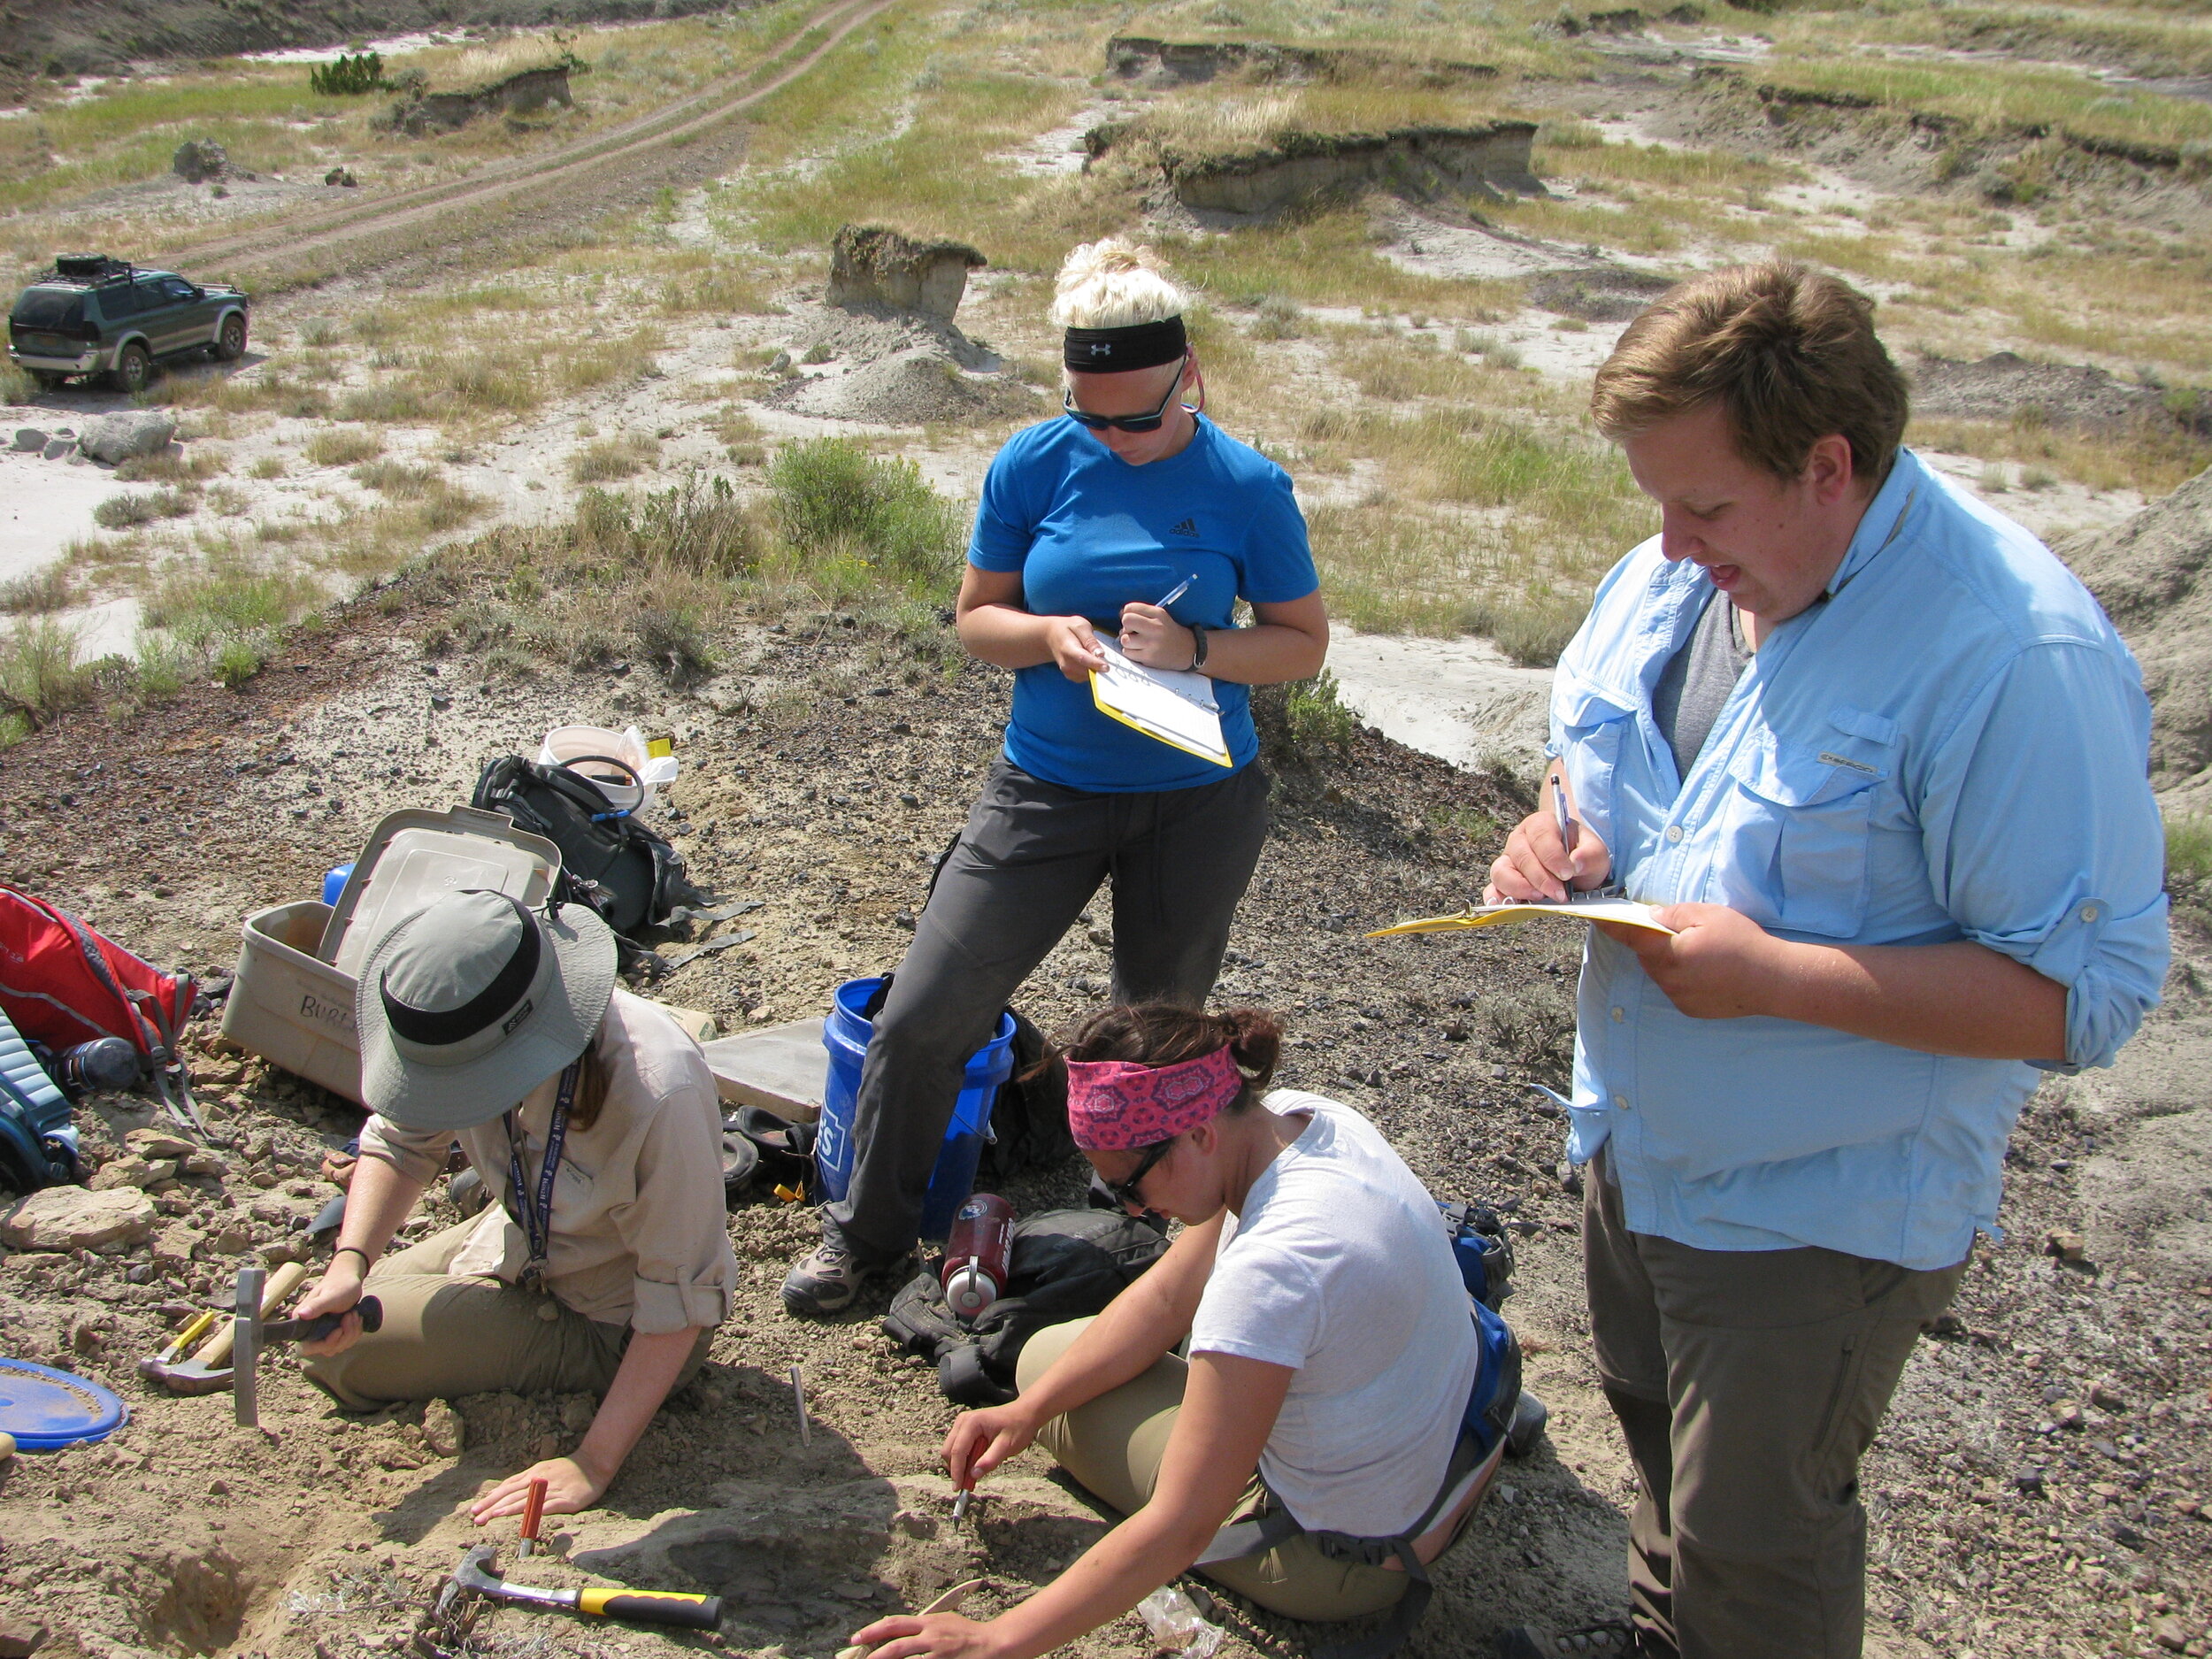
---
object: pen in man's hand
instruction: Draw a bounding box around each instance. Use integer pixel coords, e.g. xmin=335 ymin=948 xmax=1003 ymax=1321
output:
xmin=1154 ymin=574 xmax=1196 ymax=610
xmin=1552 ymin=772 xmax=1580 ymax=856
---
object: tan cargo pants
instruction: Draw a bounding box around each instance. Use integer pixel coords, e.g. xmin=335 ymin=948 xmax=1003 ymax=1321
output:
xmin=1584 ymin=1148 xmax=1966 ymax=1659
xmin=1019 ymin=1318 xmax=1464 ymax=1624
xmin=303 ymin=1217 xmax=710 ymax=1410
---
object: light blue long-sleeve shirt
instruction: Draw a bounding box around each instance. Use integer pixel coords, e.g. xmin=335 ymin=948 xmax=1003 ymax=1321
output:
xmin=1552 ymin=448 xmax=2169 ymax=1270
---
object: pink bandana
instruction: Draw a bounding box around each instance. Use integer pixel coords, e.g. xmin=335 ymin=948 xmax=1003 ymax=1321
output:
xmin=1065 ymin=1045 xmax=1243 ymax=1151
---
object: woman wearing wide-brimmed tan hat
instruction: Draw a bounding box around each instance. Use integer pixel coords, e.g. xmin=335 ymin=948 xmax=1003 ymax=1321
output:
xmin=294 ymin=888 xmax=737 ymax=1526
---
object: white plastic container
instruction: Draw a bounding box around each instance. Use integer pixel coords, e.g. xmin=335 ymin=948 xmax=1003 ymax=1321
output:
xmin=222 ymin=900 xmax=365 ymax=1100
xmin=536 ymin=725 xmax=679 ymax=813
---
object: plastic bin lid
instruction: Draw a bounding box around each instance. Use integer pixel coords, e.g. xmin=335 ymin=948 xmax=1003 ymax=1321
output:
xmin=321 ymin=807 xmax=561 ymax=976
xmin=0 ymin=1358 xmax=128 ymax=1449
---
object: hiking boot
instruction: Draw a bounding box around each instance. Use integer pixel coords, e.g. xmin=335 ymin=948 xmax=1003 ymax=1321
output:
xmin=1495 ymin=1620 xmax=1661 ymax=1658
xmin=780 ymin=1236 xmax=896 ymax=1317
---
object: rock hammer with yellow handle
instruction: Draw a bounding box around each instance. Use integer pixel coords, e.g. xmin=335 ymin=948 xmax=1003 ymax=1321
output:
xmin=443 ymin=1544 xmax=724 ymax=1630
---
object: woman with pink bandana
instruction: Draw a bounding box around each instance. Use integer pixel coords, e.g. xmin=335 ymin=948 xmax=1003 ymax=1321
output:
xmin=847 ymin=1003 xmax=1507 ymax=1659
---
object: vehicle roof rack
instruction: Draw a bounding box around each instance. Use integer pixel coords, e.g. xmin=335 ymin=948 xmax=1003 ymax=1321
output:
xmin=50 ymin=253 xmax=134 ymax=285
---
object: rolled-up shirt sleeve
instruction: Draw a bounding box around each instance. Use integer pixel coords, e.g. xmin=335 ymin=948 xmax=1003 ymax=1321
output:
xmin=612 ymin=1080 xmax=738 ymax=1335
xmin=1919 ymin=638 xmax=2170 ymax=1071
xmin=355 ymin=1112 xmax=454 ymax=1187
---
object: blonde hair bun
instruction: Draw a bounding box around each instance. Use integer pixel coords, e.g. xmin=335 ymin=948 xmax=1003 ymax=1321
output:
xmin=1050 ymin=238 xmax=1189 ymax=330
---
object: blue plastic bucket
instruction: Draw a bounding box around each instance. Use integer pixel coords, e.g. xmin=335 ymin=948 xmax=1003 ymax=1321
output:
xmin=818 ymin=977 xmax=1017 ymax=1240
xmin=321 ymin=864 xmax=356 ymax=906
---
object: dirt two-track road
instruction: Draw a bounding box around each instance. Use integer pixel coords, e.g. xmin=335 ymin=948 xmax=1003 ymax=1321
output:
xmin=152 ymin=0 xmax=895 ymax=291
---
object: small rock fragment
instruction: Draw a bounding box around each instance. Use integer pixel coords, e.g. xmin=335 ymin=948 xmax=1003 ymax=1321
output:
xmin=127 ymin=1130 xmax=196 ymax=1159
xmin=3 ymin=1186 xmax=157 ymax=1250
xmin=422 ymin=1400 xmax=465 ymax=1457
xmin=2046 ymin=1231 xmax=2087 ymax=1262
xmin=88 ymin=1157 xmax=157 ymax=1192
xmin=0 ymin=1616 xmax=50 ymax=1659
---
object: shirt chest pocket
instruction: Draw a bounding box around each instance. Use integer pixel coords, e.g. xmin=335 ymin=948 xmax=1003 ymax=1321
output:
xmin=1556 ymin=672 xmax=1640 ymax=792
xmin=1715 ymin=731 xmax=1889 ymax=939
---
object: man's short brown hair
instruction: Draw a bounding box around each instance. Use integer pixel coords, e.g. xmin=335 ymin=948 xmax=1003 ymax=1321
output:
xmin=1590 ymin=262 xmax=1909 ymax=488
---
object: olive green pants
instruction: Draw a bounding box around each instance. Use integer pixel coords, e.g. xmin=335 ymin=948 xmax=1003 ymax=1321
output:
xmin=303 ymin=1217 xmax=710 ymax=1410
xmin=1584 ymin=1149 xmax=1967 ymax=1659
xmin=1020 ymin=1318 xmax=1460 ymax=1623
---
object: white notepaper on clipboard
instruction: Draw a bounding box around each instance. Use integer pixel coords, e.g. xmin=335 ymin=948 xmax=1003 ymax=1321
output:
xmin=1089 ymin=641 xmax=1232 ymax=768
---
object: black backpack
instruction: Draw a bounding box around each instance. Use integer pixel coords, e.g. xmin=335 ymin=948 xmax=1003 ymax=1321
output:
xmin=470 ymin=756 xmax=699 ymax=941
xmin=883 ymin=1208 xmax=1171 ymax=1406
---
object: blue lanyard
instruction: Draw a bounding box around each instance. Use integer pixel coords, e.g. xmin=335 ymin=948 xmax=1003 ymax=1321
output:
xmin=504 ymin=1061 xmax=579 ymax=1288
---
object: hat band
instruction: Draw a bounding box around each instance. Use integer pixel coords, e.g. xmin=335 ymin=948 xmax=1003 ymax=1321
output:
xmin=380 ymin=893 xmax=542 ymax=1049
xmin=1064 ymin=315 xmax=1187 ymax=373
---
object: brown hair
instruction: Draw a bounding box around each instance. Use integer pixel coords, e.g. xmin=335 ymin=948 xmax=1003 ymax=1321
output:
xmin=1061 ymin=1003 xmax=1281 ymax=1115
xmin=1589 ymin=262 xmax=1909 ymax=488
xmin=567 ymin=1025 xmax=613 ymax=1132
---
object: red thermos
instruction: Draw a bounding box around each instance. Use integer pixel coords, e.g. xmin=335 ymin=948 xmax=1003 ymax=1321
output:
xmin=941 ymin=1194 xmax=1017 ymax=1320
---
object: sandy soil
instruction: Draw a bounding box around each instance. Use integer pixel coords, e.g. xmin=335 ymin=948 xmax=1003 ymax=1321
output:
xmin=0 ymin=580 xmax=2207 ymax=1659
xmin=1325 ymin=626 xmax=1553 ymax=782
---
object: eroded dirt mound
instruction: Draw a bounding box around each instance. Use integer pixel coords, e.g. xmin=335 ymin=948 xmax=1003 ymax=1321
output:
xmin=1911 ymin=350 xmax=2179 ymax=434
xmin=763 ymin=302 xmax=1038 ymax=426
xmin=2062 ymin=463 xmax=2212 ymax=803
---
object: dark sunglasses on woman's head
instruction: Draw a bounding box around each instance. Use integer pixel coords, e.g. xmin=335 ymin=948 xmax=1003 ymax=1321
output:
xmin=1103 ymin=1138 xmax=1175 ymax=1213
xmin=1063 ymin=352 xmax=1192 ymax=434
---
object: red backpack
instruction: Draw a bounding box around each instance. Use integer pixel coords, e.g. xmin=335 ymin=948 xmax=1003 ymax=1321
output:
xmin=0 ymin=884 xmax=204 ymax=1134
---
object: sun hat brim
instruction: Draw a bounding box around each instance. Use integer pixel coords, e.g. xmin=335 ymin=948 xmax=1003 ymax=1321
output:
xmin=354 ymin=899 xmax=618 ymax=1132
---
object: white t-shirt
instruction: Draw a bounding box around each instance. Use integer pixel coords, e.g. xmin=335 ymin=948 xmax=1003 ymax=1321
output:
xmin=1188 ymin=1089 xmax=1479 ymax=1538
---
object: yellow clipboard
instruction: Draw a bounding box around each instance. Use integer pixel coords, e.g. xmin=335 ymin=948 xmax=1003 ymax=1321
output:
xmin=1088 ymin=643 xmax=1233 ymax=768
xmin=1368 ymin=898 xmax=1676 ymax=937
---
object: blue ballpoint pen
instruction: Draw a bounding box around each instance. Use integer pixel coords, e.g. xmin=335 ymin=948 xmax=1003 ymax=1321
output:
xmin=1154 ymin=574 xmax=1196 ymax=610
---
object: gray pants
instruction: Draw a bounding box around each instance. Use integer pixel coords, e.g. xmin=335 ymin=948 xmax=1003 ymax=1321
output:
xmin=826 ymin=757 xmax=1271 ymax=1261
xmin=1584 ymin=1148 xmax=1965 ymax=1659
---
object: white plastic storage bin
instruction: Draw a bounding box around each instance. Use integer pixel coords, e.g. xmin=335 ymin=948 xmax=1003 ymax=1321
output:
xmin=221 ymin=900 xmax=365 ymax=1101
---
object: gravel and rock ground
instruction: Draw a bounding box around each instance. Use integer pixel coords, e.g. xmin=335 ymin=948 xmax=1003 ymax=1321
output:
xmin=0 ymin=590 xmax=2208 ymax=1659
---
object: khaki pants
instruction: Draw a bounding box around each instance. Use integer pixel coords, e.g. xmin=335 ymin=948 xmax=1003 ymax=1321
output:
xmin=1018 ymin=1319 xmax=1421 ymax=1623
xmin=303 ymin=1218 xmax=711 ymax=1410
xmin=1583 ymin=1149 xmax=1965 ymax=1659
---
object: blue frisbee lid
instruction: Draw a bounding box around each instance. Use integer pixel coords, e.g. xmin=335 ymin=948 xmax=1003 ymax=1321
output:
xmin=0 ymin=1358 xmax=128 ymax=1450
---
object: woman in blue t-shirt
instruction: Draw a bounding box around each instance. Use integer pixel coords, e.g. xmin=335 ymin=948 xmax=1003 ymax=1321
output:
xmin=782 ymin=239 xmax=1328 ymax=1316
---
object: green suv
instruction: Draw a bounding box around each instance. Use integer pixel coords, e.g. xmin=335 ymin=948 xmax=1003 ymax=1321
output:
xmin=8 ymin=254 xmax=251 ymax=396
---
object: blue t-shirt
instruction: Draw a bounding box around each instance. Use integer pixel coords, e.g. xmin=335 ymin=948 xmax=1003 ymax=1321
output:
xmin=968 ymin=415 xmax=1319 ymax=793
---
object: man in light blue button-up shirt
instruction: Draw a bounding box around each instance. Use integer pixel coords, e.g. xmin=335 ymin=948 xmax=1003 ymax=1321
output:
xmin=1486 ymin=265 xmax=2166 ymax=1659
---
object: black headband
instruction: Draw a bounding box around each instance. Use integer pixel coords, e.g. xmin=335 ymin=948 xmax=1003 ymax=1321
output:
xmin=1064 ymin=315 xmax=1187 ymax=373
xmin=380 ymin=893 xmax=542 ymax=1048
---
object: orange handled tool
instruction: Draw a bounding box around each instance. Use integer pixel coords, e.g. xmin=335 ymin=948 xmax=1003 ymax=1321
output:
xmin=519 ymin=1476 xmax=549 ymax=1558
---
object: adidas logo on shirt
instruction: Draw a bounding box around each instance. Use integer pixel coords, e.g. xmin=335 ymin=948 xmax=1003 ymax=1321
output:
xmin=1169 ymin=517 xmax=1200 ymax=538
